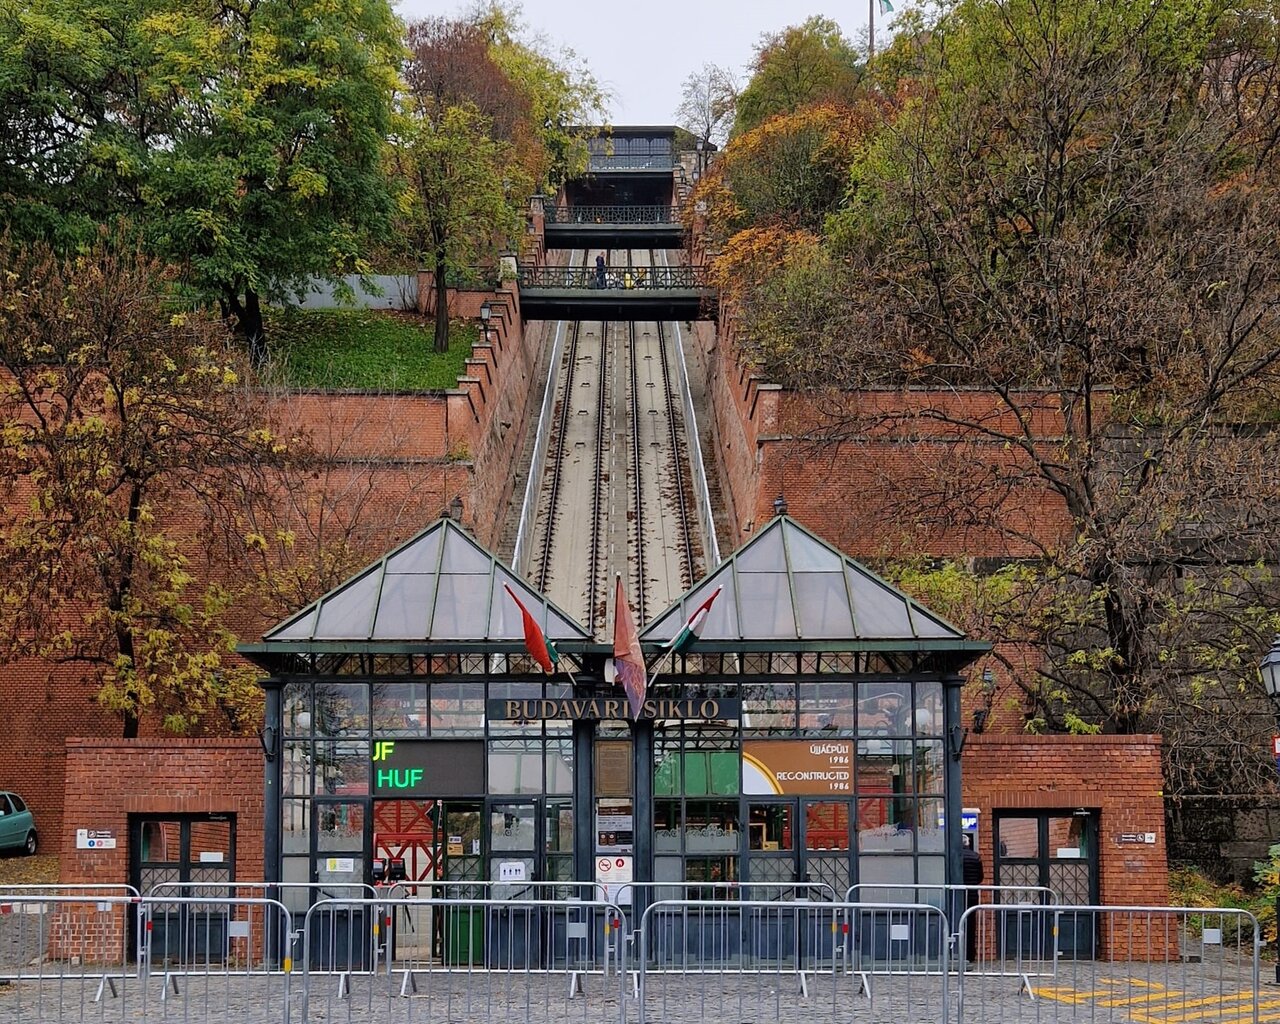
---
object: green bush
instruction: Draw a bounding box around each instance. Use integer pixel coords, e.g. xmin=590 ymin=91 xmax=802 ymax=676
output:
xmin=1170 ymin=865 xmax=1274 ymax=947
xmin=264 ymin=308 xmax=476 ymax=390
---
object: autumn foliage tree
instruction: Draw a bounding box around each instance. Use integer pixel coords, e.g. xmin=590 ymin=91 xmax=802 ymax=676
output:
xmin=0 ymin=233 xmax=283 ymax=737
xmin=716 ymin=1 xmax=1280 ymax=800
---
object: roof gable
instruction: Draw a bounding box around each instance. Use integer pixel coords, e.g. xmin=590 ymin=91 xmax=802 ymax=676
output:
xmin=263 ymin=518 xmax=591 ymax=646
xmin=639 ymin=516 xmax=966 ymax=649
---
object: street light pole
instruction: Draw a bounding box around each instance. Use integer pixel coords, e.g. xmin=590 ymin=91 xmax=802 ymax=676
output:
xmin=1259 ymin=635 xmax=1280 ymax=983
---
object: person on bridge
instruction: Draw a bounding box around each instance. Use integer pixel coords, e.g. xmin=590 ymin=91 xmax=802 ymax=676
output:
xmin=595 ymin=253 xmax=606 ymax=289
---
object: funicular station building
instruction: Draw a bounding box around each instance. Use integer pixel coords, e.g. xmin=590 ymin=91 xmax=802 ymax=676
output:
xmin=240 ymin=513 xmax=988 ymax=940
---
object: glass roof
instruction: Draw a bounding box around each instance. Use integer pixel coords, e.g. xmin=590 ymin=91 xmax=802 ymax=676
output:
xmin=640 ymin=515 xmax=967 ymax=649
xmin=263 ymin=518 xmax=591 ymax=645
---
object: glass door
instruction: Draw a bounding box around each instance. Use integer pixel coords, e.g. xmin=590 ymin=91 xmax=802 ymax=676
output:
xmin=746 ymin=801 xmax=798 ymax=890
xmin=802 ymin=800 xmax=852 ymax=898
xmin=489 ymin=800 xmax=539 ymax=894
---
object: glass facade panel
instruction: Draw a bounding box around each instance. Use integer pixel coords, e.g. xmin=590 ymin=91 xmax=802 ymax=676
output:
xmin=313 ymin=570 xmax=380 ymax=638
xmin=742 ymin=683 xmax=796 ymax=734
xmin=748 ymin=803 xmax=794 ymax=851
xmin=372 ymin=683 xmax=430 ymax=735
xmin=430 ymin=683 xmax=485 ymax=736
xmin=314 ymin=684 xmax=369 ymax=736
xmin=490 ymin=803 xmax=536 ymax=851
xmin=737 ymin=572 xmax=796 ymax=638
xmin=846 ymin=568 xmax=914 ymax=637
xmin=431 ymin=574 xmax=491 ymax=639
xmin=782 ymin=528 xmax=843 ymax=572
xmin=488 ymin=739 xmax=544 ymax=794
xmin=371 ymin=574 xmax=432 ymax=639
xmin=793 ymin=573 xmax=855 ymax=638
xmin=384 ymin=531 xmax=440 ymax=574
xmin=545 ymin=738 xmax=574 ymax=795
xmin=313 ymin=741 xmax=370 ymax=796
xmin=915 ymin=682 xmax=944 ymax=736
xmin=799 ymin=682 xmax=856 ymax=733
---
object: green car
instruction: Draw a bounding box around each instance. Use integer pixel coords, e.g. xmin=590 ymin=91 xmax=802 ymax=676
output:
xmin=0 ymin=792 xmax=37 ymax=855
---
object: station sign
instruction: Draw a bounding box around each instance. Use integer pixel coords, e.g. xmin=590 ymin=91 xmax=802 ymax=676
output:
xmin=742 ymin=741 xmax=853 ymax=795
xmin=370 ymin=739 xmax=484 ymax=797
xmin=487 ymin=697 xmax=740 ymax=722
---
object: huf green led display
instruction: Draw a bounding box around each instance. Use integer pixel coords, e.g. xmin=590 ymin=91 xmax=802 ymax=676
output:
xmin=369 ymin=739 xmax=484 ymax=797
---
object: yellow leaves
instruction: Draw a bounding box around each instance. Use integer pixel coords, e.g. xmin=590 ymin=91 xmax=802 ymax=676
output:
xmin=286 ymin=165 xmax=329 ymax=199
xmin=244 ymin=531 xmax=268 ymax=552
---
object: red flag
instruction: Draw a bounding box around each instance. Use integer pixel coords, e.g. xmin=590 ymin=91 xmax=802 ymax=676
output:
xmin=613 ymin=575 xmax=647 ymax=718
xmin=504 ymin=584 xmax=559 ymax=674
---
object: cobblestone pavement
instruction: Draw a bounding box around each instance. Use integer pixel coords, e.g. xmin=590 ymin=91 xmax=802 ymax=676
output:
xmin=0 ymin=961 xmax=1272 ymax=1023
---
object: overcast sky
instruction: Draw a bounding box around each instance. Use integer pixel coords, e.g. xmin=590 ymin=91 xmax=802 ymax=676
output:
xmin=394 ymin=1 xmax=883 ymax=125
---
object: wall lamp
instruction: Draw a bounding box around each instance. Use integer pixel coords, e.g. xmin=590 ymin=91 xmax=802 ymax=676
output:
xmin=258 ymin=724 xmax=278 ymax=763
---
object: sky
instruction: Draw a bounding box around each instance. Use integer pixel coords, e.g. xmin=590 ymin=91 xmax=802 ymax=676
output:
xmin=394 ymin=1 xmax=884 ymax=125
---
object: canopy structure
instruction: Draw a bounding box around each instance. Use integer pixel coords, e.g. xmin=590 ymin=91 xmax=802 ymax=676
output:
xmin=240 ymin=517 xmax=593 ymax=671
xmin=640 ymin=515 xmax=988 ymax=663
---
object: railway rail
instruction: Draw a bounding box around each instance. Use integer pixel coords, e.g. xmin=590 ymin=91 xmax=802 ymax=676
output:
xmin=524 ymin=247 xmax=706 ymax=632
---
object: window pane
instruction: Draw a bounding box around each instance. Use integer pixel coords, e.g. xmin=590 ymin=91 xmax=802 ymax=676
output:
xmin=685 ymin=801 xmax=739 ymax=854
xmin=430 ymin=683 xmax=485 ymax=736
xmin=998 ymin=817 xmax=1040 ymax=859
xmin=858 ymin=798 xmax=912 ymax=854
xmin=914 ymin=741 xmax=945 ymax=795
xmin=737 ymin=572 xmax=797 ymax=638
xmin=488 ymin=740 xmax=543 ymax=795
xmin=283 ymin=684 xmax=312 ymax=736
xmin=490 ymin=804 xmax=536 ymax=851
xmin=655 ymin=801 xmax=682 ymax=853
xmin=915 ymin=682 xmax=943 ymax=736
xmin=372 ymin=683 xmax=430 ymax=735
xmin=799 ymin=682 xmax=855 ymax=733
xmin=313 ymin=741 xmax=370 ymax=796
xmin=857 ymin=855 xmax=915 ymax=885
xmin=805 ymin=801 xmax=850 ymax=851
xmin=546 ymin=738 xmax=574 ymax=795
xmin=917 ymin=800 xmax=945 ymax=853
xmin=283 ymin=799 xmax=310 ymax=855
xmin=748 ymin=804 xmax=794 ymax=851
xmin=743 ymin=683 xmax=796 ymax=735
xmin=793 ymin=573 xmax=855 ymax=638
xmin=316 ymin=802 xmax=364 ymax=851
xmin=283 ymin=741 xmax=313 ymax=797
xmin=314 ymin=684 xmax=369 ymax=736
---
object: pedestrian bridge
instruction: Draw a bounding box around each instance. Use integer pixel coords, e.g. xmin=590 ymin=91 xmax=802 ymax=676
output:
xmin=543 ymin=205 xmax=683 ymax=249
xmin=517 ymin=264 xmax=714 ymax=320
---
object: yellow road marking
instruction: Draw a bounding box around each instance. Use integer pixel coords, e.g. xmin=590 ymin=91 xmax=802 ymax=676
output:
xmin=1207 ymin=1006 xmax=1280 ymax=1024
xmin=1031 ymin=987 xmax=1117 ymax=1003
xmin=1130 ymin=993 xmax=1274 ymax=1024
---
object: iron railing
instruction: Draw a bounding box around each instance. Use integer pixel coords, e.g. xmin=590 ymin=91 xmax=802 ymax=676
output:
xmin=588 ymin=154 xmax=674 ymax=171
xmin=518 ymin=265 xmax=708 ymax=290
xmin=545 ymin=205 xmax=681 ymax=225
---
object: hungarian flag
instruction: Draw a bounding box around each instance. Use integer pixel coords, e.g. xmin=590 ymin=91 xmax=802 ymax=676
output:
xmin=669 ymin=586 xmax=723 ymax=655
xmin=504 ymin=584 xmax=559 ymax=674
xmin=613 ymin=576 xmax=647 ymax=718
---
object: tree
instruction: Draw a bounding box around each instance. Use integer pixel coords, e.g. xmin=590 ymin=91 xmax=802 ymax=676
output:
xmin=0 ymin=0 xmax=404 ymax=365
xmin=734 ymin=17 xmax=861 ymax=136
xmin=0 ymin=232 xmax=283 ymax=737
xmin=675 ymin=62 xmax=739 ymax=148
xmin=730 ymin=0 xmax=1280 ymax=797
xmin=392 ymin=93 xmax=518 ymax=352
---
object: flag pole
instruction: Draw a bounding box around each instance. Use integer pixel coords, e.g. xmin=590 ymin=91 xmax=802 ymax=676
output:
xmin=869 ymin=0 xmax=875 ymax=60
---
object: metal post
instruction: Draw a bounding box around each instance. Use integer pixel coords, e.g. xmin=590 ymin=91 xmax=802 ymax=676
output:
xmin=943 ymin=674 xmax=965 ymax=890
xmin=633 ymin=716 xmax=655 ymax=934
xmin=261 ymin=678 xmax=284 ymax=967
xmin=573 ymin=716 xmax=594 ymax=886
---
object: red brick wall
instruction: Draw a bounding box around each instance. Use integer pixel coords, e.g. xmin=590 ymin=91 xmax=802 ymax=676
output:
xmin=963 ymin=734 xmax=1171 ymax=960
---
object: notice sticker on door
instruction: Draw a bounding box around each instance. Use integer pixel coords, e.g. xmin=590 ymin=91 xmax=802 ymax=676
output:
xmin=325 ymin=858 xmax=355 ymax=873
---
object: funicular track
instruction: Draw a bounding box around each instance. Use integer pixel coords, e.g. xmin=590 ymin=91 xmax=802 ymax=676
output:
xmin=530 ymin=247 xmax=705 ymax=632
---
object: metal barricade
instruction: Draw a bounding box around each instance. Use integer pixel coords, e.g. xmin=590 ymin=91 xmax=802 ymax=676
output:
xmin=956 ymin=903 xmax=1262 ymax=1023
xmin=637 ymin=899 xmax=948 ymax=1024
xmin=146 ymin=879 xmax=378 ymax=984
xmin=301 ymin=896 xmax=628 ymax=1023
xmin=846 ymin=882 xmax=1056 ymax=971
xmin=0 ymin=892 xmax=143 ymax=1017
xmin=138 ymin=895 xmax=293 ymax=1020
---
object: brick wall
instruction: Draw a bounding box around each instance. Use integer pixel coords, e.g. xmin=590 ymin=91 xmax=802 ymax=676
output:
xmin=51 ymin=738 xmax=261 ymax=962
xmin=963 ymin=734 xmax=1171 ymax=960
